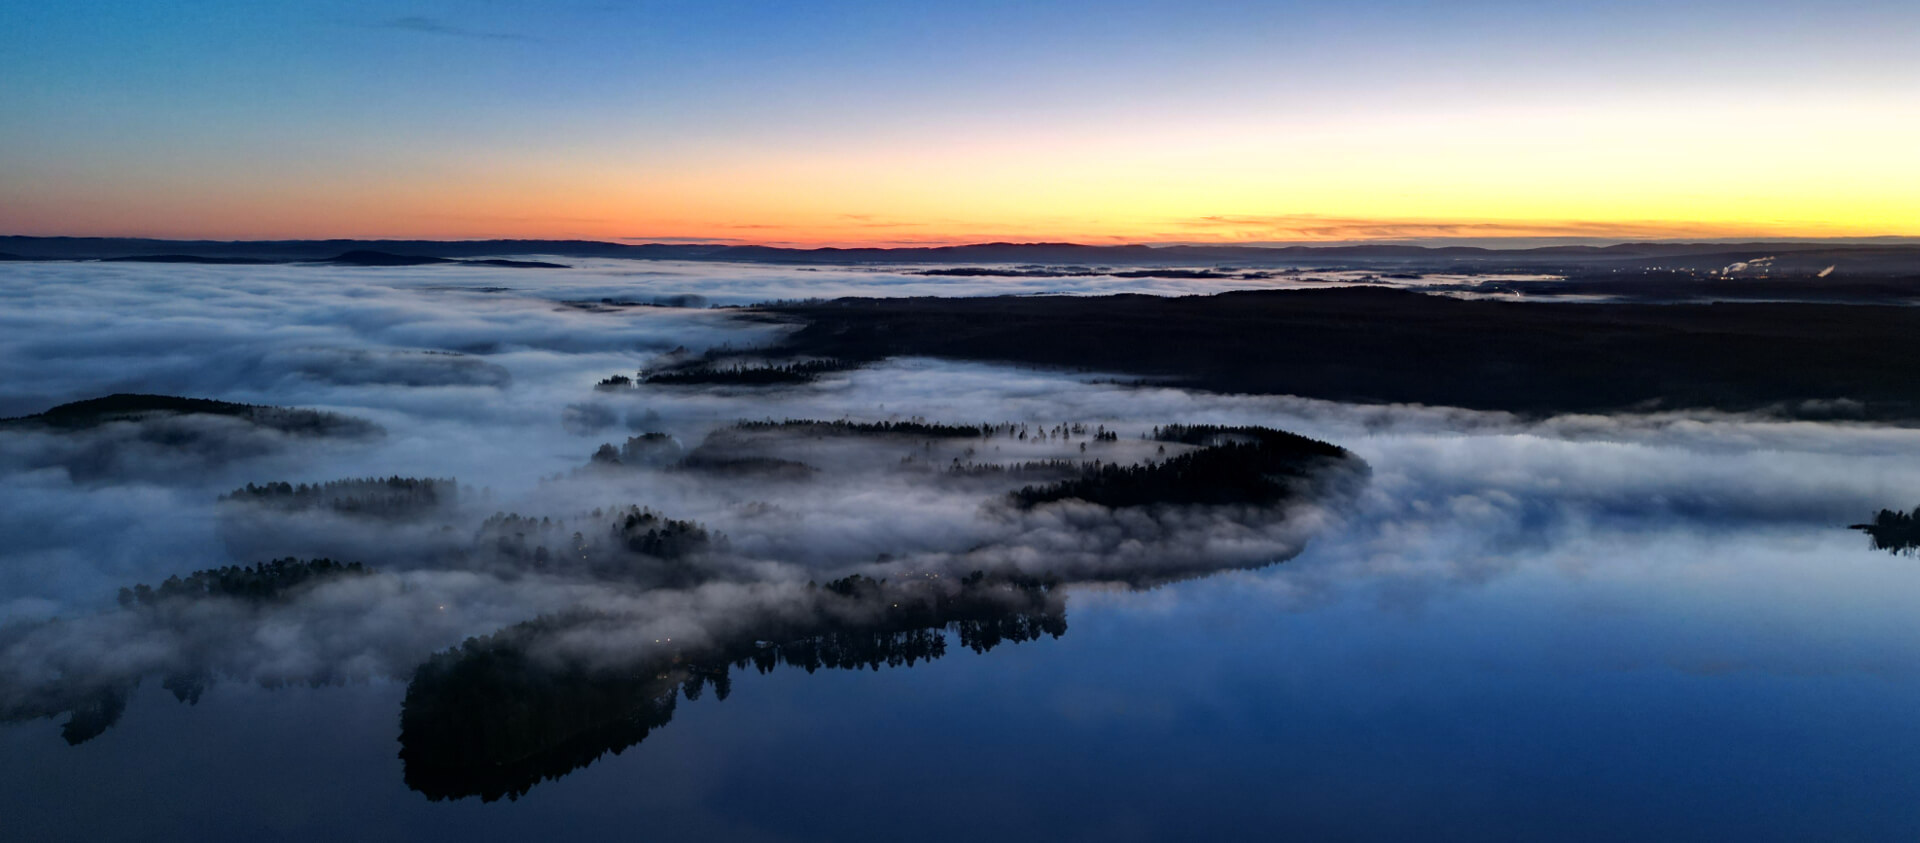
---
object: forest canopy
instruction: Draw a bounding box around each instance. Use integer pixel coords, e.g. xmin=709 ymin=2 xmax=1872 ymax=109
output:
xmin=117 ymin=558 xmax=372 ymax=607
xmin=1014 ymin=425 xmax=1352 ymax=509
xmin=221 ymin=476 xmax=457 ymax=519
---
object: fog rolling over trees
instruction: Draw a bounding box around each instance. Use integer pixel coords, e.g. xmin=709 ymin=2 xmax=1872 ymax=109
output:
xmin=400 ymin=570 xmax=1066 ymax=802
xmin=221 ymin=477 xmax=459 ymax=519
xmin=8 ymin=259 xmax=1920 ymax=828
xmin=0 ymin=394 xmax=384 ymax=483
xmin=0 ymin=408 xmax=1366 ymax=783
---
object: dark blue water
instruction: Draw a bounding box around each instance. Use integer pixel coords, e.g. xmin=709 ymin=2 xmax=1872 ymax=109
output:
xmin=8 ymin=530 xmax=1918 ymax=842
xmin=6 ymin=263 xmax=1919 ymax=840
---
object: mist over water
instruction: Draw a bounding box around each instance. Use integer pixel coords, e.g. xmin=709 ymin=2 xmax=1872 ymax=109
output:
xmin=4 ymin=261 xmax=1919 ymax=840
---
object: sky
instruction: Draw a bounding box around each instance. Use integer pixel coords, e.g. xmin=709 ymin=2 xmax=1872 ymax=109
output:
xmin=1 ymin=0 xmax=1917 ymax=245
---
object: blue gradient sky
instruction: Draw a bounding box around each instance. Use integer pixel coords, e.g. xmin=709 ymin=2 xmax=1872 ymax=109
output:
xmin=2 ymin=0 xmax=1915 ymax=243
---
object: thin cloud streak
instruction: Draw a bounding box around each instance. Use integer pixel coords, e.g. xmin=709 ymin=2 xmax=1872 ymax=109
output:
xmin=1161 ymin=214 xmax=1837 ymax=244
xmin=376 ymin=16 xmax=534 ymax=43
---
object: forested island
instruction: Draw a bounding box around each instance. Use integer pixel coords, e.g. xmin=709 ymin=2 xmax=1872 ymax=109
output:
xmin=730 ymin=418 xmax=991 ymax=438
xmin=475 ymin=505 xmax=719 ymax=586
xmin=1013 ymin=425 xmax=1351 ymax=508
xmin=596 ymin=358 xmax=858 ymax=388
xmin=11 ymin=410 xmax=1362 ymax=777
xmin=399 ymin=570 xmax=1065 ymax=802
xmin=586 ymin=418 xmax=1359 ymax=513
xmin=116 ymin=558 xmax=373 ymax=607
xmin=221 ymin=477 xmax=458 ymax=519
xmin=588 ymin=432 xmax=685 ymax=466
xmin=0 ymin=558 xmax=377 ymax=745
xmin=915 ymin=266 xmax=1276 ymax=280
xmin=0 ymin=394 xmax=384 ymax=482
xmin=0 ymin=393 xmax=381 ymax=437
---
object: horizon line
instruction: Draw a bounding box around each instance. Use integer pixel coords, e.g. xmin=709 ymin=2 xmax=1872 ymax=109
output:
xmin=8 ymin=233 xmax=1920 ymax=252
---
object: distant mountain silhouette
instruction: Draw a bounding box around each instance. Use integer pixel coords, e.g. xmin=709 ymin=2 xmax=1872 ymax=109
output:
xmin=917 ymin=266 xmax=1270 ymax=279
xmin=101 ymin=254 xmax=278 ymax=265
xmin=322 ymin=251 xmax=568 ymax=268
xmin=323 ymin=250 xmax=459 ymax=266
xmin=2 ymin=236 xmax=1918 ymax=275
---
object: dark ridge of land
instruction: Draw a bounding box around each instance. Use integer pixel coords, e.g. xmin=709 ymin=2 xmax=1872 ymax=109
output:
xmin=915 ymin=266 xmax=1274 ymax=280
xmin=463 ymin=258 xmax=569 ymax=268
xmin=729 ymin=419 xmax=990 ymax=438
xmin=0 ymin=393 xmax=383 ymax=437
xmin=653 ymin=418 xmax=992 ymax=480
xmin=758 ymin=287 xmax=1920 ymax=420
xmin=615 ymin=358 xmax=858 ymax=387
xmin=1014 ymin=425 xmax=1352 ymax=509
xmin=117 ymin=558 xmax=373 ymax=608
xmin=1434 ymin=270 xmax=1920 ymax=303
xmin=2 ymin=394 xmax=264 ymax=427
xmin=101 ymin=254 xmax=279 ymax=265
xmin=321 ymin=250 xmax=568 ymax=269
xmin=324 ymin=250 xmax=457 ymax=266
xmin=399 ymin=572 xmax=1066 ymax=802
xmin=5 ymin=235 xmax=1920 ymax=275
xmin=221 ymin=477 xmax=458 ymax=519
xmin=474 ymin=506 xmax=718 ymax=584
xmin=0 ymin=245 xmax=566 ymax=269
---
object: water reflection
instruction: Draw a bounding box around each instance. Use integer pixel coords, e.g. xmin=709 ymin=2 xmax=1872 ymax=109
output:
xmin=400 ymin=572 xmax=1065 ymax=802
xmin=4 ymin=564 xmax=1080 ymax=802
xmin=2 ymin=420 xmax=1354 ymax=804
xmin=1853 ymin=507 xmax=1920 ymax=554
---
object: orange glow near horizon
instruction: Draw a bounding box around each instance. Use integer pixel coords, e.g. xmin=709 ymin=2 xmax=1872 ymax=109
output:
xmin=4 ymin=98 xmax=1916 ymax=246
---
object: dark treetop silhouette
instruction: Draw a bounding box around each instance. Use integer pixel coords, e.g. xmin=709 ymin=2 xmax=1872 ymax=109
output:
xmin=221 ymin=477 xmax=459 ymax=520
xmin=2 ymin=417 xmax=1365 ymax=801
xmin=1 ymin=393 xmax=381 ymax=437
xmin=1852 ymin=508 xmax=1920 ymax=554
xmin=400 ymin=571 xmax=1065 ymax=802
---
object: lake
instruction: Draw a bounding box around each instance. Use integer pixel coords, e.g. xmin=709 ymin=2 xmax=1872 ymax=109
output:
xmin=3 ymin=261 xmax=1917 ymax=841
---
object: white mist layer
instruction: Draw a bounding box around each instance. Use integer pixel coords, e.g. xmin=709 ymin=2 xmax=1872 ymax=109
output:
xmin=3 ymin=261 xmax=1917 ymax=707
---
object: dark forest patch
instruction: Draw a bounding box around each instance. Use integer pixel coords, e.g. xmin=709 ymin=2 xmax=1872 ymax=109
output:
xmin=760 ymin=288 xmax=1920 ymax=420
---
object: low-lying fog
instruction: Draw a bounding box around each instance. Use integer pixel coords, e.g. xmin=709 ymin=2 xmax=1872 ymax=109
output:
xmin=3 ymin=259 xmax=1918 ymax=831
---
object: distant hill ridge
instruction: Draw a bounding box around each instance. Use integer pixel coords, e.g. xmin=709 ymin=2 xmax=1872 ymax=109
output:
xmin=3 ymin=236 xmax=1919 ymax=273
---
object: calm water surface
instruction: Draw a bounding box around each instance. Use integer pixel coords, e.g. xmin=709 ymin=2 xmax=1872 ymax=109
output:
xmin=3 ymin=262 xmax=1917 ymax=840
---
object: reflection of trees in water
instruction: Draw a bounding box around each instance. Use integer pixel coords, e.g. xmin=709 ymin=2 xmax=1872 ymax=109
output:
xmin=4 ymin=418 xmax=1361 ymax=799
xmin=1853 ymin=508 xmax=1920 ymax=554
xmin=1 ymin=559 xmax=374 ymax=745
xmin=399 ymin=572 xmax=1066 ymax=802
